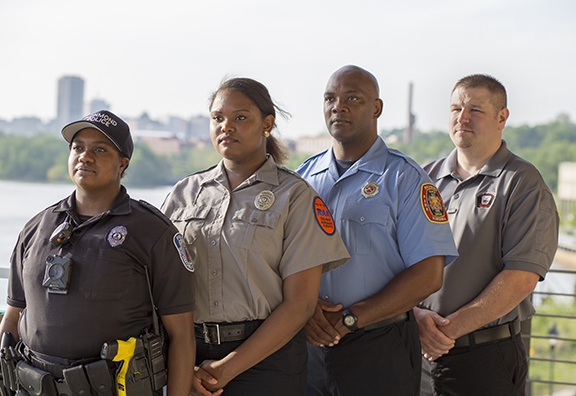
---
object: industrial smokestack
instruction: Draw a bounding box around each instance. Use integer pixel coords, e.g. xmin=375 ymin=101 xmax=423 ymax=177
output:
xmin=403 ymin=82 xmax=415 ymax=144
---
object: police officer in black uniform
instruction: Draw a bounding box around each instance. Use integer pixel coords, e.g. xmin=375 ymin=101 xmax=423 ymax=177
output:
xmin=0 ymin=110 xmax=199 ymax=396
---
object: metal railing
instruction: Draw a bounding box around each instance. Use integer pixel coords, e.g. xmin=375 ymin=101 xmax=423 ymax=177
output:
xmin=0 ymin=258 xmax=574 ymax=395
xmin=524 ymin=265 xmax=576 ymax=396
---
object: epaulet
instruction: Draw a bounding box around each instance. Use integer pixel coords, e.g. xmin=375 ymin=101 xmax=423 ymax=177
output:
xmin=137 ymin=199 xmax=173 ymax=227
xmin=277 ymin=164 xmax=300 ymax=177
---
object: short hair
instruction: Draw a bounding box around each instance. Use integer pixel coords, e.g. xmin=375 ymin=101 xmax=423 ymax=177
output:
xmin=209 ymin=77 xmax=290 ymax=165
xmin=329 ymin=65 xmax=380 ymax=97
xmin=452 ymin=74 xmax=507 ymax=110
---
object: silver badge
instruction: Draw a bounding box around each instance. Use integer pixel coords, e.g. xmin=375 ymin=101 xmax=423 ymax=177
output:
xmin=361 ymin=182 xmax=379 ymax=198
xmin=107 ymin=225 xmax=128 ymax=247
xmin=254 ymin=190 xmax=275 ymax=211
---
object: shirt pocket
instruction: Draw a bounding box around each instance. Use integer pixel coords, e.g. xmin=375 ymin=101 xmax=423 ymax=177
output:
xmin=168 ymin=205 xmax=210 ymax=245
xmin=231 ymin=208 xmax=280 ymax=252
xmin=78 ymin=249 xmax=136 ymax=300
xmin=168 ymin=205 xmax=211 ymax=266
xmin=341 ymin=201 xmax=391 ymax=254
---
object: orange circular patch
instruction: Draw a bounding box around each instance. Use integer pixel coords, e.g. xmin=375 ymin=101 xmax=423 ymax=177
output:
xmin=313 ymin=196 xmax=336 ymax=235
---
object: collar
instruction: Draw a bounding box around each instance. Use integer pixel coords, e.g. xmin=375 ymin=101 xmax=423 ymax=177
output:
xmin=311 ymin=136 xmax=390 ymax=179
xmin=438 ymin=140 xmax=513 ymax=180
xmin=52 ymin=185 xmax=132 ymax=218
xmin=199 ymin=155 xmax=281 ymax=189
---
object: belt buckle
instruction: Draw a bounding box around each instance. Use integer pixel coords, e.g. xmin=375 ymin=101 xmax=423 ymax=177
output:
xmin=202 ymin=323 xmax=221 ymax=345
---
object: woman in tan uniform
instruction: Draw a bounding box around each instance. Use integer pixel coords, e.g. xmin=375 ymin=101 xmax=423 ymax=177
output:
xmin=161 ymin=78 xmax=349 ymax=396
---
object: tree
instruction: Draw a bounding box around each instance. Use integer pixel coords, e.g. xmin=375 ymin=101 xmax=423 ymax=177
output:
xmin=126 ymin=143 xmax=174 ymax=186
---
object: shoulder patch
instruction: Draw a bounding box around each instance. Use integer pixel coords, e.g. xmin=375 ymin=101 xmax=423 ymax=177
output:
xmin=313 ymin=196 xmax=336 ymax=235
xmin=420 ymin=183 xmax=449 ymax=223
xmin=173 ymin=233 xmax=194 ymax=272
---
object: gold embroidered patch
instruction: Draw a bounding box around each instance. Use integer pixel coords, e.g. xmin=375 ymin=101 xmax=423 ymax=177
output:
xmin=420 ymin=183 xmax=448 ymax=223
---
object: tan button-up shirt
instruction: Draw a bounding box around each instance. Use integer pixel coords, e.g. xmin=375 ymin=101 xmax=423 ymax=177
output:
xmin=163 ymin=157 xmax=349 ymax=323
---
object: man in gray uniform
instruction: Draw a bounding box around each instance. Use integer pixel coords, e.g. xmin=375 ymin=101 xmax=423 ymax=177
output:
xmin=416 ymin=74 xmax=559 ymax=396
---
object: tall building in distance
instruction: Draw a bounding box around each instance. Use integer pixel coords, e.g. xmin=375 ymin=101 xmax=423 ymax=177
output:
xmin=57 ymin=76 xmax=84 ymax=127
xmin=89 ymin=98 xmax=110 ymax=114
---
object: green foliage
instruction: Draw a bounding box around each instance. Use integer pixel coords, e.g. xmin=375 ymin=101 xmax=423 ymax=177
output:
xmin=503 ymin=114 xmax=576 ymax=192
xmin=285 ymin=153 xmax=310 ymax=171
xmin=125 ymin=143 xmax=174 ymax=187
xmin=169 ymin=144 xmax=222 ymax=180
xmin=528 ymin=297 xmax=576 ymax=395
xmin=0 ymin=133 xmax=68 ymax=181
xmin=389 ymin=130 xmax=454 ymax=165
xmin=388 ymin=113 xmax=576 ymax=193
xmin=1 ymin=113 xmax=575 ymax=190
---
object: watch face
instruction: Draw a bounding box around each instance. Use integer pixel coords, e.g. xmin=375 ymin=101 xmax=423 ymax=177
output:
xmin=344 ymin=315 xmax=356 ymax=327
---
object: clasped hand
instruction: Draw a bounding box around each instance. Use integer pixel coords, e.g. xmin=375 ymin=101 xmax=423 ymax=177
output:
xmin=414 ymin=308 xmax=455 ymax=361
xmin=190 ymin=363 xmax=224 ymax=396
xmin=304 ymin=300 xmax=350 ymax=347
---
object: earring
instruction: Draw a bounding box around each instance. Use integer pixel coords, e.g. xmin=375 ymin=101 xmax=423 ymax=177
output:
xmin=263 ymin=131 xmax=270 ymax=137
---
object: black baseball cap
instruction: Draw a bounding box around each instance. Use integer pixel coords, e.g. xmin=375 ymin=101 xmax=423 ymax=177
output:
xmin=61 ymin=110 xmax=134 ymax=159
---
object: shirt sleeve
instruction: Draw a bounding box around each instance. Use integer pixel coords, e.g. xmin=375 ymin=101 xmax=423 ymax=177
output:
xmin=278 ymin=182 xmax=350 ymax=279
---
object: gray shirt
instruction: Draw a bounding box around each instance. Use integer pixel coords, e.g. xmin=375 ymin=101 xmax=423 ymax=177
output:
xmin=421 ymin=141 xmax=559 ymax=327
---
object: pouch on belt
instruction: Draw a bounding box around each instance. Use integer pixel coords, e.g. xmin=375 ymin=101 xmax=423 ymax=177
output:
xmin=14 ymin=361 xmax=56 ymax=396
xmin=83 ymin=360 xmax=115 ymax=396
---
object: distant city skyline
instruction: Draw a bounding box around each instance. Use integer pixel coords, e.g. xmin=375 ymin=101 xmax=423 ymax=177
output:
xmin=56 ymin=76 xmax=84 ymax=127
xmin=1 ymin=1 xmax=575 ymax=138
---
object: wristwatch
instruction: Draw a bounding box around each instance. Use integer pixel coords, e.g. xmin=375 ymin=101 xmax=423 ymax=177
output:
xmin=342 ymin=308 xmax=359 ymax=332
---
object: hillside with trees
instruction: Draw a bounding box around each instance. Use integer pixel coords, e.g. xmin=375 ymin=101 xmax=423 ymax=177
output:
xmin=0 ymin=113 xmax=574 ymax=192
xmin=390 ymin=113 xmax=576 ymax=193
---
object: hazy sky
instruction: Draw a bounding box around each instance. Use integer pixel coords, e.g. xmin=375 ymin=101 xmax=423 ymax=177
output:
xmin=1 ymin=0 xmax=575 ymax=138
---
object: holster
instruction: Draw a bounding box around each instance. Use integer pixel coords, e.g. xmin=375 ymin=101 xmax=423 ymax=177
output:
xmin=123 ymin=350 xmax=154 ymax=396
xmin=0 ymin=350 xmax=17 ymax=395
xmin=14 ymin=361 xmax=56 ymax=396
xmin=0 ymin=372 xmax=14 ymax=396
xmin=83 ymin=360 xmax=115 ymax=396
xmin=0 ymin=333 xmax=19 ymax=395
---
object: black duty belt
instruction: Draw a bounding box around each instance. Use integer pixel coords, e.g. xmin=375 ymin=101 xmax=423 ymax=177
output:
xmin=15 ymin=343 xmax=115 ymax=396
xmin=364 ymin=312 xmax=409 ymax=331
xmin=454 ymin=321 xmax=521 ymax=348
xmin=195 ymin=320 xmax=264 ymax=345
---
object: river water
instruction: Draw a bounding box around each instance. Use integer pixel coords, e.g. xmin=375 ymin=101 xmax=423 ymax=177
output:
xmin=0 ymin=180 xmax=574 ymax=311
xmin=0 ymin=180 xmax=172 ymax=311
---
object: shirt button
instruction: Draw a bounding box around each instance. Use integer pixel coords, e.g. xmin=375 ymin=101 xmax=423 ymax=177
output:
xmin=212 ymin=270 xmax=218 ymax=276
xmin=454 ymin=193 xmax=460 ymax=200
xmin=360 ymin=216 xmax=365 ymax=222
xmin=251 ymin=218 xmax=257 ymax=223
xmin=323 ymin=295 xmax=330 ymax=300
xmin=214 ymin=301 xmax=219 ymax=306
xmin=211 ymin=240 xmax=216 ymax=246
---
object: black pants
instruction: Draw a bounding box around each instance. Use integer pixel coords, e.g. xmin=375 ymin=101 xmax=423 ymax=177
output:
xmin=307 ymin=310 xmax=421 ymax=396
xmin=196 ymin=330 xmax=308 ymax=396
xmin=420 ymin=331 xmax=528 ymax=396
